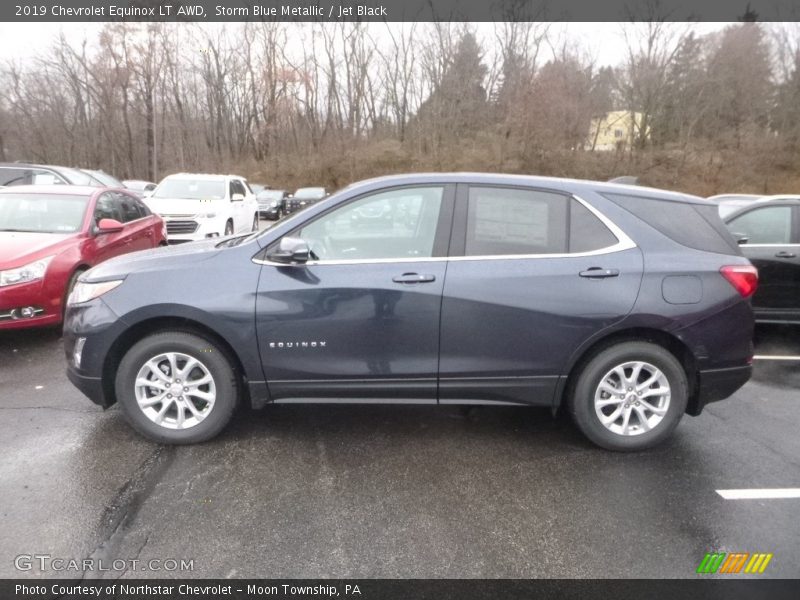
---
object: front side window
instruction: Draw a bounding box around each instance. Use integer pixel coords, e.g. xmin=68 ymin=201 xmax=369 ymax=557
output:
xmin=230 ymin=180 xmax=246 ymax=199
xmin=296 ymin=187 xmax=444 ymax=261
xmin=94 ymin=193 xmax=123 ymax=224
xmin=727 ymin=206 xmax=793 ymax=244
xmin=116 ymin=193 xmax=143 ymax=222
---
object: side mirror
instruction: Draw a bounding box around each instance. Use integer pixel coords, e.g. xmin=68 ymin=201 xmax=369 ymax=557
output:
xmin=733 ymin=233 xmax=749 ymax=245
xmin=97 ymin=218 xmax=124 ymax=233
xmin=231 ymin=193 xmax=244 ymax=202
xmin=268 ymin=236 xmax=310 ymax=264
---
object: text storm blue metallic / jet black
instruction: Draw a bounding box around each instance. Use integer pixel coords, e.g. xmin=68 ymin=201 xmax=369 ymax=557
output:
xmin=64 ymin=174 xmax=756 ymax=450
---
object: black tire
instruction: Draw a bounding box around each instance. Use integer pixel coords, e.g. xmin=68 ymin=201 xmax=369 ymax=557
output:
xmin=251 ymin=213 xmax=259 ymax=231
xmin=568 ymin=342 xmax=688 ymax=451
xmin=224 ymin=220 xmax=234 ymax=236
xmin=115 ymin=331 xmax=238 ymax=444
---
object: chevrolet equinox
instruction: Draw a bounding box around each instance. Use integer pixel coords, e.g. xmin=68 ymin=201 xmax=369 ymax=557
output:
xmin=64 ymin=174 xmax=757 ymax=450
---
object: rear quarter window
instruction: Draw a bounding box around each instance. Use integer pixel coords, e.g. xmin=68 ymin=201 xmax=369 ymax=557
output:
xmin=602 ymin=193 xmax=741 ymax=255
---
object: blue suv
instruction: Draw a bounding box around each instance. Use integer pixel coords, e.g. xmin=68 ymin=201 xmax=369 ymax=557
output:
xmin=64 ymin=174 xmax=757 ymax=450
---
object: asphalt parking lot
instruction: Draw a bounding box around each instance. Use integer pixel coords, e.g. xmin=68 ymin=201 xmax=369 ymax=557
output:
xmin=0 ymin=320 xmax=797 ymax=580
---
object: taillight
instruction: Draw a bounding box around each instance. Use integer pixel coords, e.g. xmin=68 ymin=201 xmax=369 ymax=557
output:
xmin=720 ymin=265 xmax=758 ymax=298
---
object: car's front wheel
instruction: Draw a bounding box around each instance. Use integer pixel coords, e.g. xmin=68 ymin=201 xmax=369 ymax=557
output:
xmin=115 ymin=332 xmax=238 ymax=444
xmin=251 ymin=213 xmax=259 ymax=231
xmin=568 ymin=342 xmax=688 ymax=451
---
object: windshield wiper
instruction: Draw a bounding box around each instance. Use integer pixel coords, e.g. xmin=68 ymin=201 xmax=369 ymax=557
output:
xmin=0 ymin=228 xmax=42 ymax=232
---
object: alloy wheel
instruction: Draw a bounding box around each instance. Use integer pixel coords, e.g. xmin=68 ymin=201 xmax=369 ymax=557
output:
xmin=593 ymin=361 xmax=671 ymax=436
xmin=134 ymin=352 xmax=216 ymax=430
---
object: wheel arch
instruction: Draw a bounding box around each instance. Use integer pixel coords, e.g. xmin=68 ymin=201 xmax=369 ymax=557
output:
xmin=556 ymin=327 xmax=700 ymax=415
xmin=101 ymin=316 xmax=249 ymax=408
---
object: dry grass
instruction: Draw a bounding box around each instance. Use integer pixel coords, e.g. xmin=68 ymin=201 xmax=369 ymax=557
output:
xmin=231 ymin=136 xmax=800 ymax=198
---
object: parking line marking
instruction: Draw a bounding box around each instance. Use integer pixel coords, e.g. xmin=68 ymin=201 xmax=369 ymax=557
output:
xmin=716 ymin=488 xmax=800 ymax=500
xmin=753 ymin=355 xmax=800 ymax=361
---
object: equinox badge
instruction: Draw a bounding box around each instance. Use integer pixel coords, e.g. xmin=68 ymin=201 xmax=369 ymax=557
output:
xmin=269 ymin=341 xmax=327 ymax=349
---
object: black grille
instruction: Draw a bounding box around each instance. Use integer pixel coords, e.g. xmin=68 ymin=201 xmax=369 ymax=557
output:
xmin=166 ymin=220 xmax=198 ymax=234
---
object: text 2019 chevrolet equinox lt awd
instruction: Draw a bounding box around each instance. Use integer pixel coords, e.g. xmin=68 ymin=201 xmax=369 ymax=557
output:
xmin=64 ymin=174 xmax=757 ymax=451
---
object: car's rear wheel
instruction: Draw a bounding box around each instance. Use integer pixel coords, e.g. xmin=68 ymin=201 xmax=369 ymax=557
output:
xmin=115 ymin=332 xmax=238 ymax=444
xmin=568 ymin=342 xmax=688 ymax=451
xmin=251 ymin=213 xmax=259 ymax=231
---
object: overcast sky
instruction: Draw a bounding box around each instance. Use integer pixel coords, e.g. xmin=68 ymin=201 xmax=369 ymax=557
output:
xmin=0 ymin=22 xmax=731 ymax=68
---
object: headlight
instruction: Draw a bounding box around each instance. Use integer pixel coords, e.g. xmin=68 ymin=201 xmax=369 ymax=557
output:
xmin=68 ymin=280 xmax=124 ymax=305
xmin=0 ymin=256 xmax=54 ymax=287
xmin=198 ymin=212 xmax=217 ymax=219
xmin=270 ymin=201 xmax=278 ymax=208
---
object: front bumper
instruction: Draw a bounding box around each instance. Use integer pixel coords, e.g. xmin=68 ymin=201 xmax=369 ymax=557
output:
xmin=688 ymin=364 xmax=752 ymax=416
xmin=67 ymin=366 xmax=106 ymax=406
xmin=63 ymin=297 xmax=125 ymax=407
xmin=165 ymin=217 xmax=225 ymax=243
xmin=0 ymin=278 xmax=62 ymax=329
xmin=259 ymin=206 xmax=280 ymax=219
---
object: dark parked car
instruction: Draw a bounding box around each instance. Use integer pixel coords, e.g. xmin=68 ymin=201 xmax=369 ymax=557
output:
xmin=1 ymin=185 xmax=166 ymax=329
xmin=257 ymin=190 xmax=287 ymax=220
xmin=0 ymin=163 xmax=101 ymax=187
xmin=724 ymin=196 xmax=800 ymax=324
xmin=284 ymin=186 xmax=327 ymax=215
xmin=64 ymin=174 xmax=756 ymax=450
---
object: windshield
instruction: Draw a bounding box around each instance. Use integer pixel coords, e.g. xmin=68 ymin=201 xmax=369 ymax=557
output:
xmin=58 ymin=167 xmax=97 ymax=186
xmin=719 ymin=201 xmax=755 ymax=218
xmin=153 ymin=179 xmax=226 ymax=200
xmin=85 ymin=170 xmax=123 ymax=187
xmin=0 ymin=193 xmax=89 ymax=233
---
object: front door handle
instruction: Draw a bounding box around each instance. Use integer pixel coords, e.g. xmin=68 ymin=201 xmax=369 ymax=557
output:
xmin=775 ymin=251 xmax=796 ymax=258
xmin=393 ymin=273 xmax=436 ymax=284
xmin=579 ymin=267 xmax=620 ymax=279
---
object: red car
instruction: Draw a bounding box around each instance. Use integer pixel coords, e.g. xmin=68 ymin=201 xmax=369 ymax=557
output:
xmin=0 ymin=185 xmax=167 ymax=329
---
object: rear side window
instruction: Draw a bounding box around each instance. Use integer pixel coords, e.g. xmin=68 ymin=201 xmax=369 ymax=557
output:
xmin=569 ymin=199 xmax=618 ymax=253
xmin=466 ymin=187 xmax=568 ymax=255
xmin=0 ymin=167 xmax=65 ymax=186
xmin=0 ymin=167 xmax=27 ymax=186
xmin=464 ymin=188 xmax=619 ymax=256
xmin=726 ymin=206 xmax=792 ymax=244
xmin=602 ymin=193 xmax=740 ymax=254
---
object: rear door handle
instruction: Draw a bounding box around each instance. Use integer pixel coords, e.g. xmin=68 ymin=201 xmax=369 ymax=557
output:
xmin=775 ymin=251 xmax=796 ymax=258
xmin=393 ymin=273 xmax=436 ymax=284
xmin=579 ymin=267 xmax=619 ymax=279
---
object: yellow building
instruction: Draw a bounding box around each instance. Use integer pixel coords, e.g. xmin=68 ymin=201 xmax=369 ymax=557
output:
xmin=586 ymin=111 xmax=648 ymax=151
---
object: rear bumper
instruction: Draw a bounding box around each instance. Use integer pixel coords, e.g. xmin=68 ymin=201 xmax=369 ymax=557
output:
xmin=754 ymin=308 xmax=800 ymax=325
xmin=688 ymin=364 xmax=752 ymax=416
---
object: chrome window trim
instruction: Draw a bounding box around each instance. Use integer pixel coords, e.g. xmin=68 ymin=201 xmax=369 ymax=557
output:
xmin=739 ymin=243 xmax=800 ymax=248
xmin=252 ymin=192 xmax=637 ymax=266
